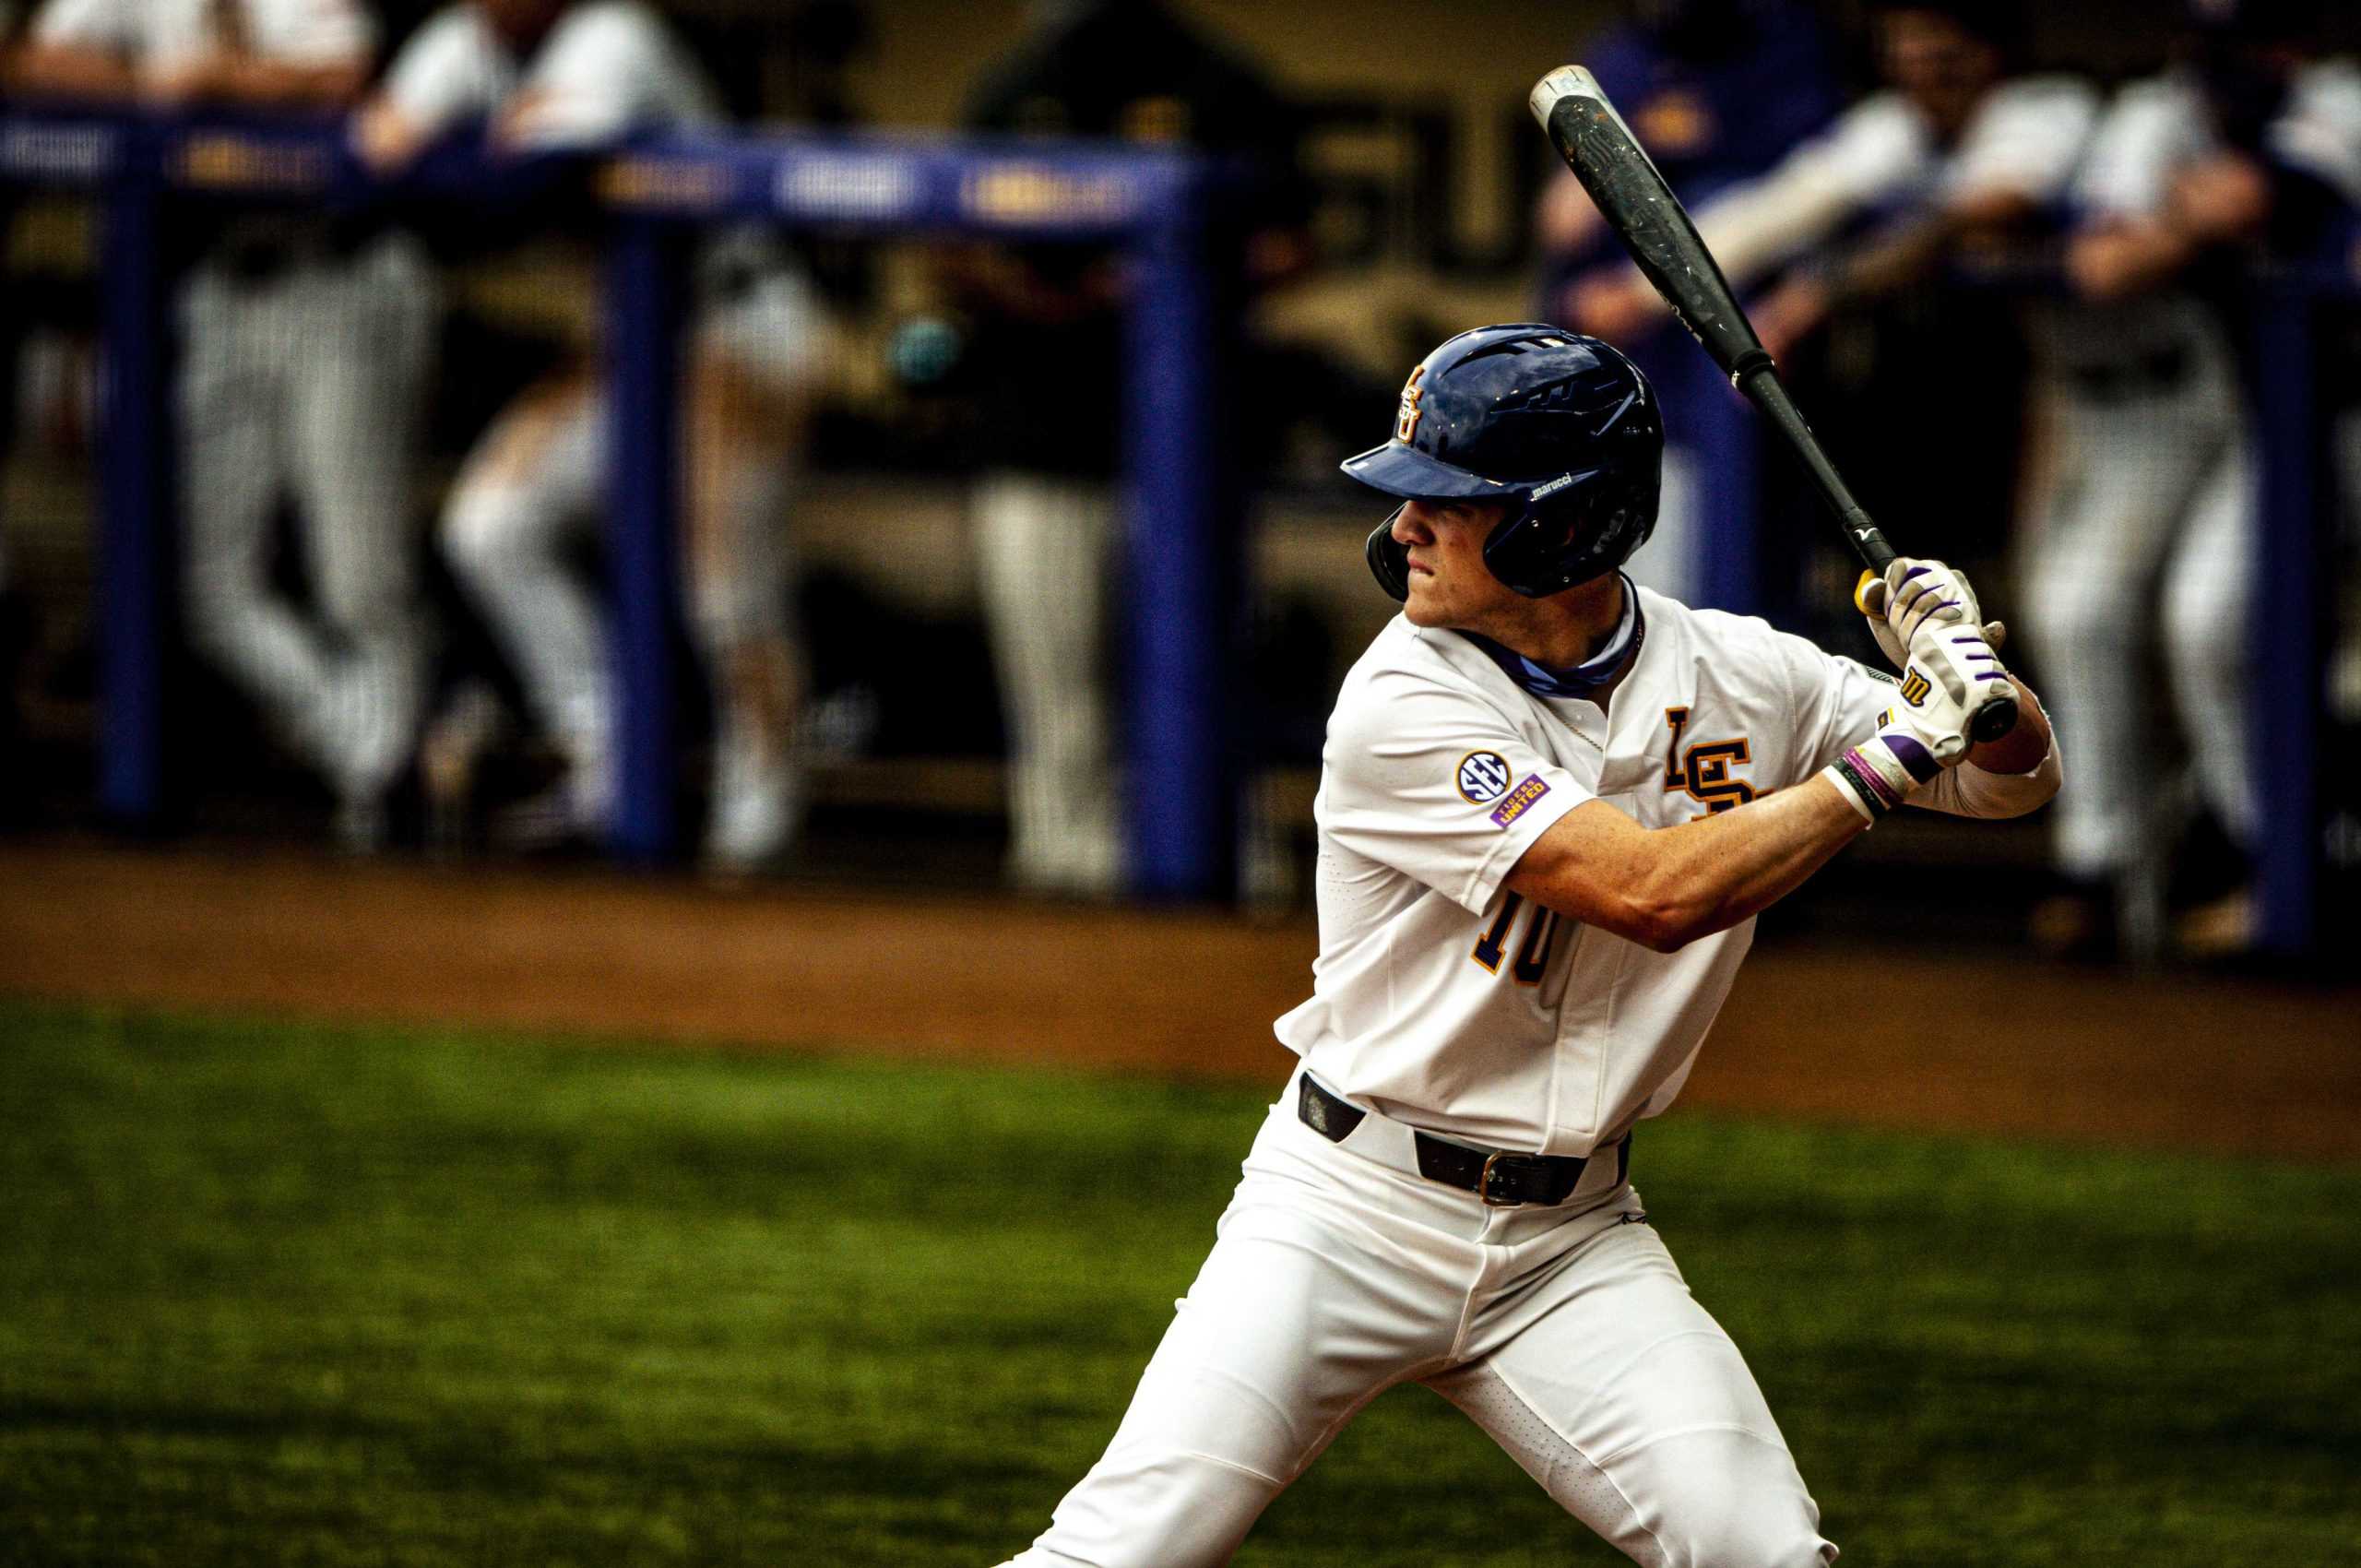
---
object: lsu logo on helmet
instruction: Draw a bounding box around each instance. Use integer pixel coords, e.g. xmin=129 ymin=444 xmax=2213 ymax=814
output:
xmin=1394 ymin=363 xmax=1427 ymax=444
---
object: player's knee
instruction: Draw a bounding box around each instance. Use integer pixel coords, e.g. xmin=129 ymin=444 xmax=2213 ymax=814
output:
xmin=181 ymin=561 xmax=258 ymax=660
xmin=1619 ymin=1430 xmax=1833 ymax=1568
xmin=1664 ymin=1478 xmax=1833 ymax=1568
xmin=2158 ymin=578 xmax=2245 ymax=671
xmin=442 ymin=482 xmax=554 ymax=587
xmin=1677 ymin=1500 xmax=1833 ymax=1568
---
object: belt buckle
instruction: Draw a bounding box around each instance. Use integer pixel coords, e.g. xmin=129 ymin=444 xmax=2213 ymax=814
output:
xmin=1478 ymin=1150 xmax=1522 ymax=1207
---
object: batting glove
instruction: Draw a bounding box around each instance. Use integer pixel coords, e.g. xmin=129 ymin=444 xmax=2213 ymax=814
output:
xmin=1854 ymin=557 xmax=2006 ymax=671
xmin=1822 ymin=645 xmax=1983 ymax=823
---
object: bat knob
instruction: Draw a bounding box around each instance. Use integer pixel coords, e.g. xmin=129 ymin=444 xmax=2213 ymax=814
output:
xmin=1529 ymin=65 xmax=1599 ymax=128
xmin=1968 ymin=691 xmax=2019 ymax=744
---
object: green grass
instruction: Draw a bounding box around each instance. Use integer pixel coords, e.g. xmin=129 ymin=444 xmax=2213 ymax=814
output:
xmin=3 ymin=1000 xmax=2356 ymax=1567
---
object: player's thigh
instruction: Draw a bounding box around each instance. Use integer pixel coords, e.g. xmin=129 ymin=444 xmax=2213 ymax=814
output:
xmin=1439 ymin=1221 xmax=1832 ymax=1568
xmin=174 ymin=291 xmax=282 ymax=572
xmin=2026 ymin=398 xmax=2219 ymax=637
xmin=443 ymin=372 xmax=604 ymax=564
xmin=2157 ymin=434 xmax=2253 ymax=662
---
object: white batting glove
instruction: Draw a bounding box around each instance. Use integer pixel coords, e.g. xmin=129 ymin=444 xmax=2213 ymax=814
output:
xmin=1853 ymin=557 xmax=2006 ymax=671
xmin=1821 ymin=644 xmax=1982 ymax=823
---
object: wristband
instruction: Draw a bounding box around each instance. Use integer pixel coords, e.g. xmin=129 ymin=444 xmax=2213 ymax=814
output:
xmin=1826 ymin=747 xmax=1904 ymax=823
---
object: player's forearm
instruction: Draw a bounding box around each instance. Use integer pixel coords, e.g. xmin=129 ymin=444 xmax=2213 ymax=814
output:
xmin=1915 ymin=677 xmax=2060 ymax=819
xmin=10 ymin=43 xmax=141 ymax=102
xmin=1510 ymin=788 xmax=1868 ymax=954
xmin=209 ymin=57 xmax=370 ymax=111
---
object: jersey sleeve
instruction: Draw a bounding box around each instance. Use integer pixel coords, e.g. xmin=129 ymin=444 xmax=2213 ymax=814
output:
xmin=1945 ymin=77 xmax=2097 ymax=207
xmin=29 ymin=0 xmax=133 ymax=52
xmin=262 ymin=0 xmax=373 ymax=65
xmin=1774 ymin=630 xmax=1896 ymax=782
xmin=2272 ymin=62 xmax=2361 ymax=208
xmin=507 ymin=4 xmax=719 ymax=149
xmin=1690 ymin=95 xmax=1925 ymax=287
xmin=1319 ymin=669 xmax=1590 ymax=916
xmin=379 ymin=7 xmax=505 ymax=135
xmin=2072 ymin=80 xmax=2193 ymax=221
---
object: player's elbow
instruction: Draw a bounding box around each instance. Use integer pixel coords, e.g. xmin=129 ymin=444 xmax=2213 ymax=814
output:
xmin=1602 ymin=888 xmax=1711 ymax=954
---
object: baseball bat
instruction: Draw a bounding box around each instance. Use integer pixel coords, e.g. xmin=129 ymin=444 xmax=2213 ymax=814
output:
xmin=1528 ymin=65 xmax=2018 ymax=743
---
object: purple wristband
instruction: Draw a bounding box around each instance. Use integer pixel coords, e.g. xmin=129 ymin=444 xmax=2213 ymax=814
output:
xmin=1835 ymin=748 xmax=1904 ymax=817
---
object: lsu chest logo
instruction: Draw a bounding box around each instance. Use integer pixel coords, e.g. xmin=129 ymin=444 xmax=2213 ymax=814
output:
xmin=1663 ymin=707 xmax=1755 ymax=815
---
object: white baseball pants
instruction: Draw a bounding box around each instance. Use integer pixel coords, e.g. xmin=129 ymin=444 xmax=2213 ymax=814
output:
xmin=971 ymin=471 xmax=1123 ymax=896
xmin=994 ymin=1075 xmax=1835 ymax=1568
xmin=440 ymin=271 xmax=815 ymax=852
xmin=2022 ymin=297 xmax=2257 ymax=880
xmin=178 ymin=235 xmax=435 ymax=804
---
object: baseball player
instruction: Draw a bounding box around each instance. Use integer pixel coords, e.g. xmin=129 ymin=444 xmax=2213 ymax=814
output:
xmin=1566 ymin=0 xmax=2096 ymax=361
xmin=2018 ymin=0 xmax=2361 ymax=956
xmin=358 ymin=0 xmax=822 ymax=870
xmin=16 ymin=0 xmax=437 ymax=849
xmin=991 ymin=327 xmax=2060 ymax=1568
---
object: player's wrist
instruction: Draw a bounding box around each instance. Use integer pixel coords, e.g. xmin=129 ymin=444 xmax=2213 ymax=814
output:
xmin=1822 ymin=737 xmax=1928 ymax=824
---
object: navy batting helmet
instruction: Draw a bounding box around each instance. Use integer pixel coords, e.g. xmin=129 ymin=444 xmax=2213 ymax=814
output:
xmin=1343 ymin=326 xmax=1663 ymax=600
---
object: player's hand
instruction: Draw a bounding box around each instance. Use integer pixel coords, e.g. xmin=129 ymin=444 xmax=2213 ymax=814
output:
xmin=1827 ymin=641 xmax=1986 ymax=820
xmin=352 ymin=101 xmax=428 ymax=173
xmin=1853 ymin=556 xmax=2002 ymax=671
xmin=2167 ymin=153 xmax=2272 ymax=244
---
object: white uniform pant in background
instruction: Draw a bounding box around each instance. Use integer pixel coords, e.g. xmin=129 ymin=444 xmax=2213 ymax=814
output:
xmin=2022 ymin=297 xmax=2257 ymax=882
xmin=971 ymin=471 xmax=1122 ymax=896
xmin=996 ymin=1079 xmax=1835 ymax=1568
xmin=178 ymin=235 xmax=435 ymax=809
xmin=439 ymin=269 xmax=814 ymax=860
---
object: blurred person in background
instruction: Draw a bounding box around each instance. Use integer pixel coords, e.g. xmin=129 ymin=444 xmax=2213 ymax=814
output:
xmin=356 ymin=0 xmax=825 ymax=873
xmin=15 ymin=0 xmax=437 ymax=849
xmin=1534 ymin=0 xmax=1845 ymax=605
xmin=2018 ymin=0 xmax=2361 ymax=958
xmin=949 ymin=0 xmax=1308 ymax=899
xmin=1564 ymin=0 xmax=2095 ymax=388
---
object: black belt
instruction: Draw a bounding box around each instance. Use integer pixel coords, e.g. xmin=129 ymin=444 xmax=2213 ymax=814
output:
xmin=1297 ymin=1073 xmax=1629 ymax=1208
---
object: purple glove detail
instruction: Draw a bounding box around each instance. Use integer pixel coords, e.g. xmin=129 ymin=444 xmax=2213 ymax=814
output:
xmin=1881 ymin=733 xmax=1940 ymax=783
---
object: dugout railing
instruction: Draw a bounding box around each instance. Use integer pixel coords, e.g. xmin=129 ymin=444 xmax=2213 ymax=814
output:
xmin=0 ymin=104 xmax=2350 ymax=953
xmin=0 ymin=104 xmax=1229 ymax=897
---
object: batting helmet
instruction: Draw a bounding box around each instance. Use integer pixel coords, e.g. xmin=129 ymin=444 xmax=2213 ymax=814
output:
xmin=1343 ymin=326 xmax=1663 ymax=601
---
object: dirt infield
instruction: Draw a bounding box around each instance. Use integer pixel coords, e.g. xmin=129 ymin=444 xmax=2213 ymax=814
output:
xmin=6 ymin=838 xmax=2357 ymax=1161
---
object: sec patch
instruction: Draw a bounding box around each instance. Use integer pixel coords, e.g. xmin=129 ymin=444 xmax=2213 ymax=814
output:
xmin=1456 ymin=751 xmax=1512 ymax=803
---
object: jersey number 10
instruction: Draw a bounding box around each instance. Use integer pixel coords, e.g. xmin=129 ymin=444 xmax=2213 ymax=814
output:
xmin=1471 ymin=894 xmax=1560 ymax=984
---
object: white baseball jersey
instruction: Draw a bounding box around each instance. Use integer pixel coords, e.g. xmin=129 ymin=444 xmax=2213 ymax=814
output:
xmin=1275 ymin=587 xmax=1900 ymax=1155
xmin=380 ymin=0 xmax=723 ymax=151
xmin=30 ymin=0 xmax=373 ymax=69
xmin=1691 ymin=75 xmax=2099 ymax=291
xmin=2076 ymin=61 xmax=2361 ymax=220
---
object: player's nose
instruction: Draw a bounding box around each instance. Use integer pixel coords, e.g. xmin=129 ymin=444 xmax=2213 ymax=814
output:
xmin=1392 ymin=503 xmax=1435 ymax=545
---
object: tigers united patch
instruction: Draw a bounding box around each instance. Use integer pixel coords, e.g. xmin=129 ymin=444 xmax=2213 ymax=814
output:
xmin=1456 ymin=751 xmax=1512 ymax=803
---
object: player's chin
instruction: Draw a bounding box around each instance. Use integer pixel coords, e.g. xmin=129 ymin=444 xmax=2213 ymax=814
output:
xmin=1401 ymin=580 xmax=1450 ymax=627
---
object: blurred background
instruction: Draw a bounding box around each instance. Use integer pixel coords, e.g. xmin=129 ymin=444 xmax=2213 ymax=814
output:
xmin=0 ymin=0 xmax=2355 ymax=959
xmin=2 ymin=3 xmax=2358 ymax=1564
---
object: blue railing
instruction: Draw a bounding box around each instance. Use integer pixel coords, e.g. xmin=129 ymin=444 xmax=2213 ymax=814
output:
xmin=2 ymin=105 xmax=2349 ymax=949
xmin=0 ymin=106 xmax=1228 ymax=898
